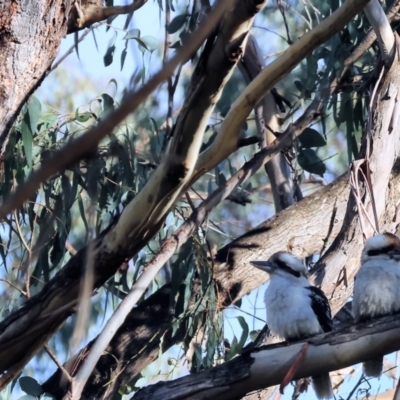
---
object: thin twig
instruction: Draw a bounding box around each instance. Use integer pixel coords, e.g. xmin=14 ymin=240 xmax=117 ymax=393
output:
xmin=0 ymin=279 xmax=26 ymax=296
xmin=345 ymin=374 xmax=366 ymax=400
xmin=44 ymin=344 xmax=73 ymax=383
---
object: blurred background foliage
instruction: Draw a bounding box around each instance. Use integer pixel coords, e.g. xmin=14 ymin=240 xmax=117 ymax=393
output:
xmin=3 ymin=0 xmax=399 ymax=398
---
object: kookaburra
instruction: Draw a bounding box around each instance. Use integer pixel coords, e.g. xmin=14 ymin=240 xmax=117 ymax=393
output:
xmin=251 ymin=251 xmax=333 ymax=399
xmin=353 ymin=232 xmax=400 ymax=377
xmin=251 ymin=252 xmax=334 ymax=400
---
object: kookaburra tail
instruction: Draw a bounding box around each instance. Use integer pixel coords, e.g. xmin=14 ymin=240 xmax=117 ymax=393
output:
xmin=353 ymin=232 xmax=400 ymax=377
xmin=251 ymin=252 xmax=334 ymax=399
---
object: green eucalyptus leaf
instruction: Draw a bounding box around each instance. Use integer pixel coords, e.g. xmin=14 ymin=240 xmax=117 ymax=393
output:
xmin=120 ymin=46 xmax=128 ymax=71
xmin=21 ymin=118 xmax=33 ymax=168
xmin=306 ymin=55 xmax=318 ymax=93
xmin=27 ymin=96 xmax=41 ymax=134
xmin=106 ymin=14 xmax=118 ymax=30
xmin=236 ymin=316 xmax=249 ymax=351
xmin=167 ymin=14 xmax=189 ymax=34
xmin=19 ymin=376 xmax=42 ymax=396
xmin=74 ymin=31 xmax=80 ymax=59
xmin=138 ymin=35 xmax=158 ymax=53
xmin=75 ymin=112 xmax=92 ymax=123
xmin=297 ymin=148 xmax=326 ymax=177
xmin=354 ymin=96 xmax=363 ymax=130
xmin=10 ymin=371 xmax=22 ymax=394
xmin=104 ymin=32 xmax=117 ymax=67
xmin=101 ymin=93 xmax=115 ymax=115
xmin=294 ymin=80 xmax=304 ymax=93
xmin=104 ymin=45 xmax=116 ymax=66
xmin=91 ymin=29 xmax=99 ymax=51
xmin=299 ymin=128 xmax=326 ymax=148
xmin=123 ymin=28 xmax=140 ymax=40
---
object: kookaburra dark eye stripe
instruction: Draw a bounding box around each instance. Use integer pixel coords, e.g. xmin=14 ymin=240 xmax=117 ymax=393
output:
xmin=275 ymin=259 xmax=301 ymax=278
xmin=367 ymin=245 xmax=396 ymax=256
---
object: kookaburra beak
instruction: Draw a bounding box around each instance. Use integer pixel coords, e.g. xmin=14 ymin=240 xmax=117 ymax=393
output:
xmin=250 ymin=260 xmax=274 ymax=272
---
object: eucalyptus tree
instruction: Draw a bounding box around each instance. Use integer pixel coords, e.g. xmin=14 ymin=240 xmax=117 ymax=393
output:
xmin=1 ymin=0 xmax=400 ymax=399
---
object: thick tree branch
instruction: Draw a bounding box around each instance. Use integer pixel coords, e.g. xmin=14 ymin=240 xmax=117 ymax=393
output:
xmin=364 ymin=0 xmax=395 ymax=63
xmin=194 ymin=0 xmax=370 ymax=176
xmin=0 ymin=0 xmax=235 ymax=388
xmin=102 ymin=0 xmax=265 ymax=257
xmin=133 ymin=314 xmax=400 ymax=400
xmin=238 ymin=34 xmax=295 ymax=212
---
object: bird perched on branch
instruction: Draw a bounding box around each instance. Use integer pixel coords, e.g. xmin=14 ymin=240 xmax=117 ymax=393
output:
xmin=353 ymin=232 xmax=400 ymax=377
xmin=251 ymin=252 xmax=334 ymax=400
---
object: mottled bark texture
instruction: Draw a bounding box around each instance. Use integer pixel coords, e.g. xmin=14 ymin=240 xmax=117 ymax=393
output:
xmin=0 ymin=0 xmax=72 ymax=157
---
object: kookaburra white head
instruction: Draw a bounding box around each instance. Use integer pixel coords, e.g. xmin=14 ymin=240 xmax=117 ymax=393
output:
xmin=250 ymin=251 xmax=307 ymax=278
xmin=361 ymin=232 xmax=400 ymax=264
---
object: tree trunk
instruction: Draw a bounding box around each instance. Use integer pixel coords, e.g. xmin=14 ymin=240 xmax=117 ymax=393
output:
xmin=0 ymin=0 xmax=72 ymax=156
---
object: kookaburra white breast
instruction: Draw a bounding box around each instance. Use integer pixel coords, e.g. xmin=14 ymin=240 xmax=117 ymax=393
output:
xmin=251 ymin=251 xmax=333 ymax=400
xmin=353 ymin=232 xmax=400 ymax=377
